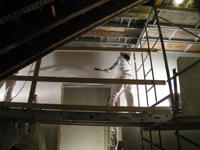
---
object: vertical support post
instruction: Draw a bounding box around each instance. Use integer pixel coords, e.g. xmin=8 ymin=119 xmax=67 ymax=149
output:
xmin=33 ymin=94 xmax=38 ymax=103
xmin=28 ymin=59 xmax=42 ymax=103
xmin=158 ymin=123 xmax=163 ymax=150
xmin=149 ymin=127 xmax=153 ymax=150
xmin=133 ymin=53 xmax=140 ymax=106
xmin=140 ymin=128 xmax=144 ymax=150
xmin=152 ymin=3 xmax=182 ymax=150
xmin=141 ymin=53 xmax=149 ymax=107
xmin=173 ymin=68 xmax=178 ymax=114
xmin=144 ymin=22 xmax=158 ymax=103
xmin=135 ymin=9 xmax=154 ymax=48
xmin=139 ymin=40 xmax=149 ymax=107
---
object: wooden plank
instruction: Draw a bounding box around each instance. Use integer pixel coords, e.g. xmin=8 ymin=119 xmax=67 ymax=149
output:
xmin=159 ymin=8 xmax=199 ymax=26
xmin=0 ymin=102 xmax=170 ymax=113
xmin=188 ymin=45 xmax=200 ymax=52
xmin=130 ymin=6 xmax=152 ymax=14
xmin=142 ymin=41 xmax=191 ymax=52
xmin=173 ymin=30 xmax=200 ymax=40
xmin=95 ymin=26 xmax=142 ymax=33
xmin=84 ymin=30 xmax=139 ymax=38
xmin=141 ymin=42 xmax=161 ymax=49
xmin=6 ymin=76 xmax=166 ymax=85
xmin=147 ymin=28 xmax=174 ymax=39
xmin=119 ymin=12 xmax=149 ymax=19
xmin=165 ymin=43 xmax=188 ymax=51
xmin=57 ymin=47 xmax=158 ymax=53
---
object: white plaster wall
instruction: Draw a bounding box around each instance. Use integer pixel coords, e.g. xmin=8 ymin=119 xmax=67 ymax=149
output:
xmin=0 ymin=50 xmax=200 ymax=150
xmin=60 ymin=86 xmax=110 ymax=150
xmin=0 ymin=52 xmax=118 ymax=104
xmin=60 ymin=125 xmax=105 ymax=150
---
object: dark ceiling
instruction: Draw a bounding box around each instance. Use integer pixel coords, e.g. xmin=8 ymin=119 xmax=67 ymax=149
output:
xmin=0 ymin=0 xmax=200 ymax=81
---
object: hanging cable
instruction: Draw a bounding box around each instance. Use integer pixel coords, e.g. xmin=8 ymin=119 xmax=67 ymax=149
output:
xmin=9 ymin=63 xmax=34 ymax=102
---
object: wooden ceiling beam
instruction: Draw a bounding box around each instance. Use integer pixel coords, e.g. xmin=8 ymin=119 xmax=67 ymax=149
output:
xmin=56 ymin=46 xmax=158 ymax=53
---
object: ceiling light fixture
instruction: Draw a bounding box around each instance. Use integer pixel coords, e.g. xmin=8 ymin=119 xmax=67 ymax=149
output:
xmin=175 ymin=0 xmax=183 ymax=4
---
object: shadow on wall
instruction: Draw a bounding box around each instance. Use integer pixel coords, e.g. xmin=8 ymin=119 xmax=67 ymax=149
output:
xmin=34 ymin=51 xmax=109 ymax=78
xmin=53 ymin=52 xmax=95 ymax=71
xmin=33 ymin=52 xmax=96 ymax=72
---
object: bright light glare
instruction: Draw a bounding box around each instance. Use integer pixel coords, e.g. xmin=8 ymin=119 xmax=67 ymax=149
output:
xmin=175 ymin=0 xmax=183 ymax=4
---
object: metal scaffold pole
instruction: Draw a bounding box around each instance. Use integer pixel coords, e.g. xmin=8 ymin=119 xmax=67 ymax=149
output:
xmin=149 ymin=127 xmax=153 ymax=150
xmin=140 ymin=128 xmax=144 ymax=150
xmin=152 ymin=3 xmax=182 ymax=150
xmin=158 ymin=123 xmax=163 ymax=150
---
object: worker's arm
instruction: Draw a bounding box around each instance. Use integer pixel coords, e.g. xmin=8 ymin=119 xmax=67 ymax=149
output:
xmin=103 ymin=56 xmax=122 ymax=73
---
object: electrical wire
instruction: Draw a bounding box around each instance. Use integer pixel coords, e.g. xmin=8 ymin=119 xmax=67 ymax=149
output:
xmin=9 ymin=63 xmax=34 ymax=102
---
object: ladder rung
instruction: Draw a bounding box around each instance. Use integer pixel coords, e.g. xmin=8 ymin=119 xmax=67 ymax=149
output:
xmin=150 ymin=36 xmax=160 ymax=52
xmin=147 ymin=85 xmax=154 ymax=92
xmin=145 ymin=68 xmax=152 ymax=77
xmin=144 ymin=53 xmax=149 ymax=62
xmin=137 ymin=64 xmax=143 ymax=72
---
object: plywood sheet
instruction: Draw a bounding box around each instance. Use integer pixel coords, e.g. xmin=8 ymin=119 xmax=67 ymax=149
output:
xmin=147 ymin=28 xmax=174 ymax=39
xmin=159 ymin=10 xmax=199 ymax=26
xmin=94 ymin=27 xmax=142 ymax=33
xmin=177 ymin=57 xmax=200 ymax=116
xmin=141 ymin=42 xmax=162 ymax=49
xmin=85 ymin=30 xmax=138 ymax=38
xmin=130 ymin=6 xmax=152 ymax=14
xmin=172 ymin=30 xmax=200 ymax=40
xmin=165 ymin=43 xmax=188 ymax=51
xmin=142 ymin=42 xmax=191 ymax=51
xmin=187 ymin=44 xmax=200 ymax=52
xmin=86 ymin=27 xmax=142 ymax=37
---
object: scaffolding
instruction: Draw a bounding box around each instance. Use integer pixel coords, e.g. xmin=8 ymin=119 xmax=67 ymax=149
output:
xmin=136 ymin=3 xmax=200 ymax=150
xmin=0 ymin=1 xmax=200 ymax=150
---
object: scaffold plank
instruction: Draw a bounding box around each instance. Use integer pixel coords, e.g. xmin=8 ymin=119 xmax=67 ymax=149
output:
xmin=0 ymin=102 xmax=169 ymax=114
xmin=0 ymin=107 xmax=172 ymax=126
xmin=6 ymin=76 xmax=166 ymax=85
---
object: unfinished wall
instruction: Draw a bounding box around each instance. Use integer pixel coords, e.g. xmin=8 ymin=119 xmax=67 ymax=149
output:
xmin=0 ymin=50 xmax=200 ymax=150
xmin=59 ymin=84 xmax=110 ymax=150
xmin=177 ymin=57 xmax=200 ymax=116
xmin=122 ymin=127 xmax=200 ymax=150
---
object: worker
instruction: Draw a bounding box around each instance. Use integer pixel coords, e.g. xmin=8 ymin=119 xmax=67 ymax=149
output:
xmin=103 ymin=46 xmax=134 ymax=150
xmin=103 ymin=49 xmax=134 ymax=107
xmin=0 ymin=73 xmax=17 ymax=102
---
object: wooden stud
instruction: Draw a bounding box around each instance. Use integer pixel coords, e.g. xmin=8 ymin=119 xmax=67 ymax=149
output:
xmin=28 ymin=59 xmax=41 ymax=103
